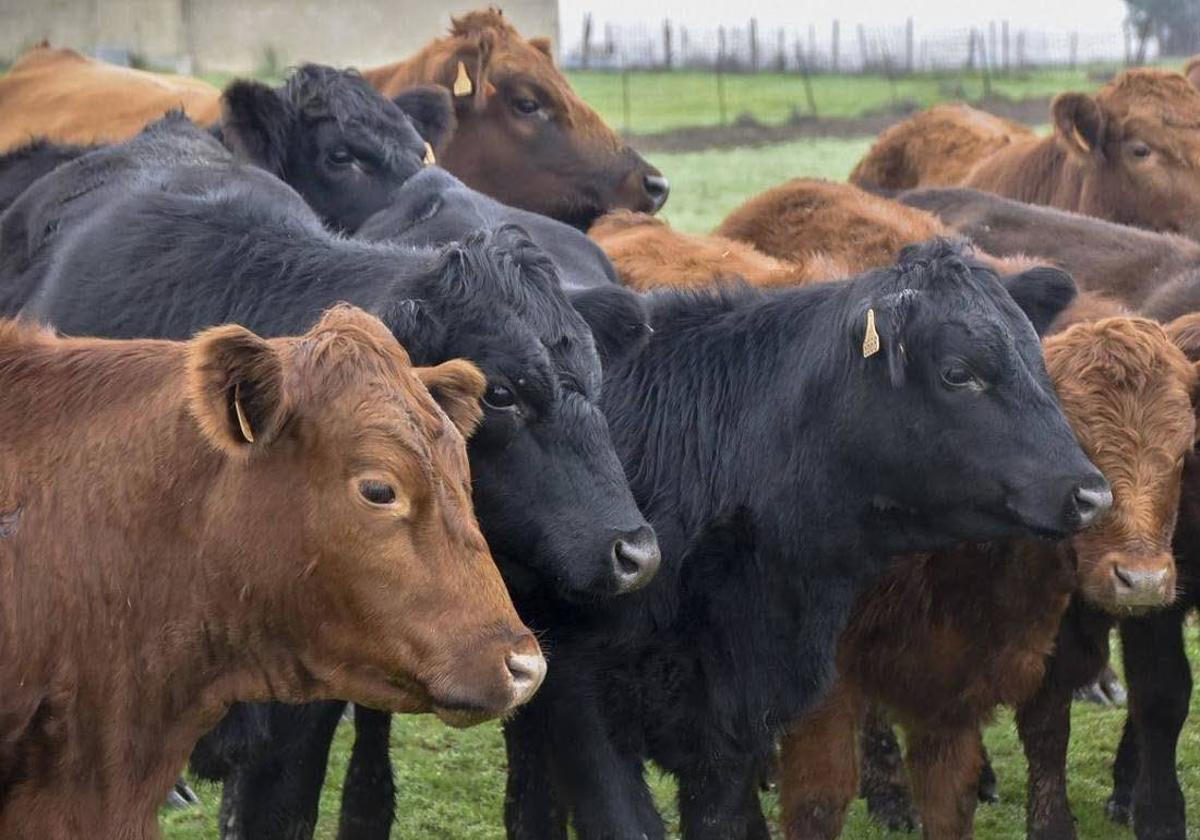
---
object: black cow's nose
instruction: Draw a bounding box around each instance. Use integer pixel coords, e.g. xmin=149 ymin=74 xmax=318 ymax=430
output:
xmin=611 ymin=526 xmax=662 ymax=593
xmin=1072 ymin=483 xmax=1113 ymax=529
xmin=643 ymin=173 xmax=670 ymax=212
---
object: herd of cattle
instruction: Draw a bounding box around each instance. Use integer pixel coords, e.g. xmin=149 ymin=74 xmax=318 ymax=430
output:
xmin=1 ymin=8 xmax=1199 ymax=840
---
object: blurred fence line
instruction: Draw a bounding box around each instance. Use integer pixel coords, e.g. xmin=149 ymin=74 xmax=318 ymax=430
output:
xmin=564 ymin=17 xmax=1156 ymax=73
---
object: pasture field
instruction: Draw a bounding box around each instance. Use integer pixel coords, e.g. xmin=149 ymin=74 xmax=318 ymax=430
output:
xmin=159 ymin=130 xmax=1200 ymax=839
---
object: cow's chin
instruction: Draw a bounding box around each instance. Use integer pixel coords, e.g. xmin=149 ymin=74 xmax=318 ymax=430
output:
xmin=867 ymin=497 xmax=1037 ymax=553
xmin=432 ymin=706 xmax=502 ymax=729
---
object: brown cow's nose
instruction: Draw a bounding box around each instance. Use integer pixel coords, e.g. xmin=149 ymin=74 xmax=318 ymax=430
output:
xmin=505 ymin=639 xmax=547 ymax=707
xmin=1112 ymin=564 xmax=1175 ymax=607
xmin=643 ymin=173 xmax=670 ymax=212
xmin=612 ymin=525 xmax=661 ymax=593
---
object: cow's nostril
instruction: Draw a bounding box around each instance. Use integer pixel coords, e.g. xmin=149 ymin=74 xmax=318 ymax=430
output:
xmin=505 ymin=650 xmax=547 ymax=704
xmin=1072 ymin=484 xmax=1112 ymax=529
xmin=1113 ymin=565 xmax=1135 ymax=591
xmin=611 ymin=526 xmax=662 ymax=593
xmin=643 ymin=173 xmax=670 ymax=211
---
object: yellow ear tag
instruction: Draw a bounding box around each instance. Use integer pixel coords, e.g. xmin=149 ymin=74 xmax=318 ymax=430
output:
xmin=422 ymin=141 xmax=436 ymax=166
xmin=233 ymin=383 xmax=255 ymax=444
xmin=453 ymin=61 xmax=473 ymax=97
xmin=862 ymin=308 xmax=880 ymax=358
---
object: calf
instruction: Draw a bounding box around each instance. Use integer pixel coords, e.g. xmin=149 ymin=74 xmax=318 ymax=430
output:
xmin=504 ymin=239 xmax=1108 ymax=840
xmin=777 ymin=315 xmax=1198 ymax=840
xmin=5 ymin=115 xmax=659 ymax=837
xmin=852 ymin=67 xmax=1200 ymax=240
xmin=0 ymin=306 xmax=542 ymax=840
xmin=0 ymin=65 xmax=451 ymax=232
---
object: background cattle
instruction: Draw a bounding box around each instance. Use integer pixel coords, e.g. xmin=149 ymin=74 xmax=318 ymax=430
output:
xmin=778 ymin=315 xmax=1198 ymax=840
xmin=0 ymin=306 xmax=541 ymax=839
xmin=0 ymin=8 xmax=667 ymax=227
xmin=851 ymin=66 xmax=1200 ymax=240
xmin=503 ymin=240 xmax=1106 ymax=840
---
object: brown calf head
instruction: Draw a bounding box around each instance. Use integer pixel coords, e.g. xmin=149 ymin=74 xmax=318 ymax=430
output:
xmin=1044 ymin=317 xmax=1200 ymax=612
xmin=1052 ymin=67 xmax=1200 ymax=240
xmin=187 ymin=305 xmax=544 ymax=723
xmin=402 ymin=8 xmax=666 ymax=227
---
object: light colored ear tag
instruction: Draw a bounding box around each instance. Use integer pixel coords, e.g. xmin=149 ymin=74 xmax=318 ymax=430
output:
xmin=422 ymin=141 xmax=436 ymax=166
xmin=453 ymin=61 xmax=473 ymax=97
xmin=862 ymin=308 xmax=880 ymax=358
xmin=233 ymin=384 xmax=255 ymax=444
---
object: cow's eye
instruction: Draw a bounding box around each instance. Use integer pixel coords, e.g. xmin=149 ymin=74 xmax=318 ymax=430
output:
xmin=940 ymin=363 xmax=983 ymax=391
xmin=1130 ymin=143 xmax=1152 ymax=159
xmin=483 ymin=383 xmax=517 ymax=409
xmin=328 ymin=148 xmax=355 ymax=166
xmin=513 ymin=97 xmax=541 ymax=115
xmin=359 ymin=480 xmax=397 ymax=506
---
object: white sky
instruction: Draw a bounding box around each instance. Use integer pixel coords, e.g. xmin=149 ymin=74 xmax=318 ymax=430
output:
xmin=558 ymin=0 xmax=1130 ymax=42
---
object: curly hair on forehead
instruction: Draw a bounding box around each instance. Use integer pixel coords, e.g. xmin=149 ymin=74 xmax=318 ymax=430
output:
xmin=1045 ymin=317 xmax=1198 ymax=394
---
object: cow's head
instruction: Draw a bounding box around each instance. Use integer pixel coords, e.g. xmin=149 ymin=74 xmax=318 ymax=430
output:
xmin=357 ymin=166 xmax=621 ymax=288
xmin=1044 ymin=316 xmax=1199 ymax=612
xmin=186 ymin=305 xmax=544 ymax=723
xmin=837 ymin=239 xmax=1109 ymax=550
xmin=400 ymin=8 xmax=668 ymax=228
xmin=381 ymin=227 xmax=660 ymax=602
xmin=219 ymin=65 xmax=452 ymax=232
xmin=1051 ymin=66 xmax=1200 ymax=241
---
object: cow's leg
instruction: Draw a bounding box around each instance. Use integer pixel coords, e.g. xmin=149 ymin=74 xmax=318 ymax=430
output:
xmin=1106 ymin=715 xmax=1138 ymax=826
xmin=677 ymin=757 xmax=769 ymax=840
xmin=1017 ymin=678 xmax=1077 ymax=840
xmin=1121 ymin=611 xmax=1191 ymax=840
xmin=976 ymin=743 xmax=998 ymax=804
xmin=337 ymin=706 xmax=395 ymax=840
xmin=778 ymin=680 xmax=863 ymax=840
xmin=858 ymin=702 xmax=919 ymax=832
xmin=219 ymin=700 xmax=346 ymax=840
xmin=503 ymin=696 xmax=569 ymax=840
xmin=904 ymin=724 xmax=981 ymax=840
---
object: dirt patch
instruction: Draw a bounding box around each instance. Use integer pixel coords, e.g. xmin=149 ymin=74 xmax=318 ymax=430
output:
xmin=627 ymin=96 xmax=1053 ymax=153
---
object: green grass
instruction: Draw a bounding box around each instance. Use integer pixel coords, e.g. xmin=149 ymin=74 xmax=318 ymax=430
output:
xmin=162 ymin=628 xmax=1200 ymax=839
xmin=565 ymin=67 xmax=1111 ymax=134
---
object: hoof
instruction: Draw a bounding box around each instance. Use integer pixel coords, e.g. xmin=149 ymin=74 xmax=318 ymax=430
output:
xmin=165 ymin=777 xmax=201 ymax=810
xmin=866 ymin=794 xmax=920 ymax=833
xmin=1105 ymin=795 xmax=1132 ymax=826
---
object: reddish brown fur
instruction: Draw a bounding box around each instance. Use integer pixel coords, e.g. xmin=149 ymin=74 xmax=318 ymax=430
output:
xmin=0 ymin=44 xmax=221 ymax=151
xmin=852 ymin=67 xmax=1200 ymax=240
xmin=0 ymin=306 xmax=539 ymax=840
xmin=779 ymin=316 xmax=1200 ymax=840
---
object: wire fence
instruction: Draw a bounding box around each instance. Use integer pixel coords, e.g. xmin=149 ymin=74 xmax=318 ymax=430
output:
xmin=564 ymin=18 xmax=1157 ymax=73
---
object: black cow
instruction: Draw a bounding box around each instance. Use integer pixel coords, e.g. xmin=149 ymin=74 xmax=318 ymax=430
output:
xmin=6 ymin=115 xmax=660 ymax=835
xmin=0 ymin=66 xmax=451 ymax=232
xmin=357 ymin=165 xmax=620 ymax=290
xmin=490 ymin=240 xmax=1108 ymax=840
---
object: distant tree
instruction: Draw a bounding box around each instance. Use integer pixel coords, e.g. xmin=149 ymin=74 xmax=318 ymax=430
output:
xmin=1125 ymin=0 xmax=1200 ymax=61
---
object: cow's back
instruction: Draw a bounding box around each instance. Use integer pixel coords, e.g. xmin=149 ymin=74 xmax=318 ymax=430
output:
xmin=0 ymin=45 xmax=222 ymax=152
xmin=849 ymin=103 xmax=1036 ymax=190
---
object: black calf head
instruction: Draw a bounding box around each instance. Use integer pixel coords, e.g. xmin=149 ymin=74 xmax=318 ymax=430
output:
xmin=836 ymin=239 xmax=1108 ymax=548
xmin=220 ymin=66 xmax=453 ymax=232
xmin=382 ymin=226 xmax=659 ymax=600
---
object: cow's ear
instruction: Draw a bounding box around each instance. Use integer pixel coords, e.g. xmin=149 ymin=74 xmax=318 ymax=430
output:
xmin=442 ymin=33 xmax=496 ymax=110
xmin=1185 ymin=56 xmax=1200 ymax=91
xmin=417 ymin=359 xmax=486 ymax=439
xmin=377 ymin=298 xmax=446 ymax=363
xmin=570 ymin=285 xmax=652 ymax=367
xmin=393 ymin=85 xmax=457 ymax=150
xmin=858 ymin=289 xmax=920 ymax=387
xmin=1162 ymin=313 xmax=1200 ymax=437
xmin=1053 ymin=92 xmax=1106 ymax=158
xmin=187 ymin=324 xmax=286 ymax=457
xmin=219 ymin=80 xmax=293 ymax=176
xmin=1001 ymin=265 xmax=1077 ymax=337
xmin=529 ymin=37 xmax=555 ymax=61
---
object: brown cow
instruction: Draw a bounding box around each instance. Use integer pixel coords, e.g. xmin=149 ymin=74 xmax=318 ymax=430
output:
xmin=0 ymin=44 xmax=221 ymax=150
xmin=0 ymin=8 xmax=666 ymax=226
xmin=901 ymin=186 xmax=1200 ymax=310
xmin=0 ymin=306 xmax=544 ymax=840
xmin=851 ymin=66 xmax=1200 ymax=240
xmin=361 ymin=8 xmax=668 ymax=224
xmin=778 ymin=315 xmax=1200 ymax=840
